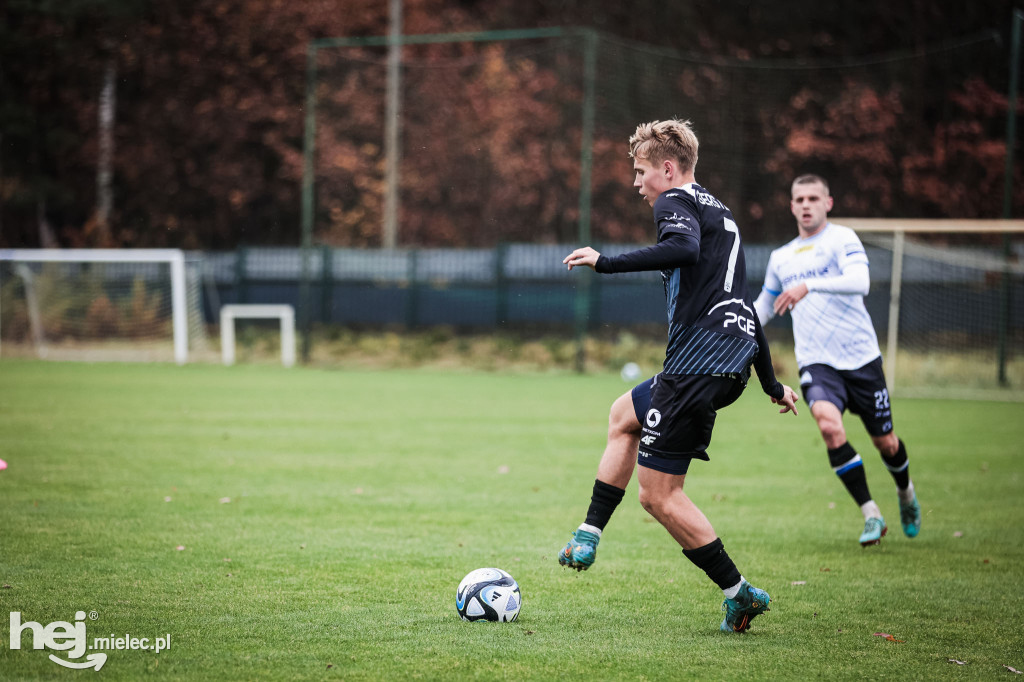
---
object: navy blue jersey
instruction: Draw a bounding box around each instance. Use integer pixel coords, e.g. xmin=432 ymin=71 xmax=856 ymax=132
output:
xmin=655 ymin=183 xmax=757 ymax=375
xmin=597 ymin=183 xmax=780 ymax=396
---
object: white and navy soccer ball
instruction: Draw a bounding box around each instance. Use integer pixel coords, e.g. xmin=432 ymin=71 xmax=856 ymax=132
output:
xmin=620 ymin=362 xmax=642 ymax=382
xmin=456 ymin=567 xmax=521 ymax=622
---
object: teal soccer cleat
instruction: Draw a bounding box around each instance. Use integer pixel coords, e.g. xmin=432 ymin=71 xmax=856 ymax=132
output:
xmin=859 ymin=517 xmax=887 ymax=546
xmin=899 ymin=496 xmax=921 ymax=538
xmin=720 ymin=582 xmax=771 ymax=633
xmin=558 ymin=529 xmax=600 ymax=571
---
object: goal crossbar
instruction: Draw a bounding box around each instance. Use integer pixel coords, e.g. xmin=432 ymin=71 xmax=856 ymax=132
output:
xmin=832 ymin=218 xmax=1024 ymax=233
xmin=0 ymin=249 xmax=189 ymax=365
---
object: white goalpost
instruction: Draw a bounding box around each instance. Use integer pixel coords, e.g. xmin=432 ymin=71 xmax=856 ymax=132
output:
xmin=0 ymin=249 xmax=194 ymax=364
xmin=834 ymin=219 xmax=1024 ymax=398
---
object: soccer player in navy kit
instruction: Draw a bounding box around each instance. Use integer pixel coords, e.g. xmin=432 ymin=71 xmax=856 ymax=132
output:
xmin=754 ymin=174 xmax=921 ymax=547
xmin=560 ymin=119 xmax=799 ymax=634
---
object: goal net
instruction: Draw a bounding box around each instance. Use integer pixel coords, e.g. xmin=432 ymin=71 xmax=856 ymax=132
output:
xmin=0 ymin=249 xmax=207 ymax=364
xmin=837 ymin=220 xmax=1024 ymax=399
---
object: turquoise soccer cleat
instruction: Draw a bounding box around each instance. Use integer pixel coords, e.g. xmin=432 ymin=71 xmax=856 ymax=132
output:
xmin=899 ymin=496 xmax=921 ymax=538
xmin=558 ymin=529 xmax=600 ymax=571
xmin=859 ymin=517 xmax=887 ymax=546
xmin=720 ymin=581 xmax=771 ymax=633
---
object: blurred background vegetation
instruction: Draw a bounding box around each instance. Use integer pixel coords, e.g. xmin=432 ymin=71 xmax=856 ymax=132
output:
xmin=1 ymin=0 xmax=1021 ymax=251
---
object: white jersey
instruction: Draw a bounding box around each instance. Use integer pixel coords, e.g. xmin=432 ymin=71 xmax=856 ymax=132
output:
xmin=759 ymin=222 xmax=880 ymax=370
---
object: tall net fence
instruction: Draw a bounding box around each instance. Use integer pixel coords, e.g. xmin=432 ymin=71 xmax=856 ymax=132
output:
xmin=311 ymin=32 xmax=590 ymax=248
xmin=310 ymin=29 xmax=1013 ymax=250
xmin=299 ymin=29 xmax=1022 ymax=394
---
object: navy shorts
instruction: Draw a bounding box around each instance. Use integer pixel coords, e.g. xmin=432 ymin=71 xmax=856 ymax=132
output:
xmin=799 ymin=356 xmax=893 ymax=436
xmin=631 ymin=373 xmax=746 ymax=475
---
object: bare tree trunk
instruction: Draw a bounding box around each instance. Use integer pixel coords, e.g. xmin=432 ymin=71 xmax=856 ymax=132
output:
xmin=37 ymin=198 xmax=58 ymax=248
xmin=96 ymin=46 xmax=116 ymax=245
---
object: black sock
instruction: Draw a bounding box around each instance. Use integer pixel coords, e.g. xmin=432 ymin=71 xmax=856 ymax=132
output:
xmin=828 ymin=442 xmax=872 ymax=506
xmin=584 ymin=479 xmax=625 ymax=530
xmin=882 ymin=439 xmax=910 ymax=490
xmin=682 ymin=538 xmax=742 ymax=591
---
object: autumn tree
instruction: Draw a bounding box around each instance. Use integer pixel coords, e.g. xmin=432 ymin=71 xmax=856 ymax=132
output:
xmin=2 ymin=0 xmax=1020 ymax=250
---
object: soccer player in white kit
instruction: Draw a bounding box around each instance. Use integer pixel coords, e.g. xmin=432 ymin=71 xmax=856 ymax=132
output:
xmin=754 ymin=174 xmax=921 ymax=546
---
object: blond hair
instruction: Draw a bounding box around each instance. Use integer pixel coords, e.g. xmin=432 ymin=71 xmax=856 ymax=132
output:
xmin=628 ymin=119 xmax=699 ymax=172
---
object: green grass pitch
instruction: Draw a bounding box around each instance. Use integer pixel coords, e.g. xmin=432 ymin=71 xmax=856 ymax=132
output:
xmin=1 ymin=359 xmax=1022 ymax=680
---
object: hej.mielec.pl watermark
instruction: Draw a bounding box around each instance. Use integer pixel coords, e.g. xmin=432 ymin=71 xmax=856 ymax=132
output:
xmin=8 ymin=611 xmax=171 ymax=671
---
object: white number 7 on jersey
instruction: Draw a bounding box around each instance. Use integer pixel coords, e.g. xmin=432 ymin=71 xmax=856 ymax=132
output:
xmin=723 ymin=218 xmax=740 ymax=293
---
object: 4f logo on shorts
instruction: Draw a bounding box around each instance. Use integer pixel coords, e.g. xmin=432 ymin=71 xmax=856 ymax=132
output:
xmin=645 ymin=409 xmax=662 ymax=428
xmin=640 ymin=435 xmax=657 ymax=446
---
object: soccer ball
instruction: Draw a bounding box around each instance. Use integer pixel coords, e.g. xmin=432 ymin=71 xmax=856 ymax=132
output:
xmin=456 ymin=567 xmax=521 ymax=622
xmin=620 ymin=361 xmax=642 ymax=382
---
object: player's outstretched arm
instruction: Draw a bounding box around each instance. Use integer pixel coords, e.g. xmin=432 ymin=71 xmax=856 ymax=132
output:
xmin=771 ymin=384 xmax=799 ymax=416
xmin=564 ymin=247 xmax=601 ymax=271
xmin=780 ymin=262 xmax=870 ymax=313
